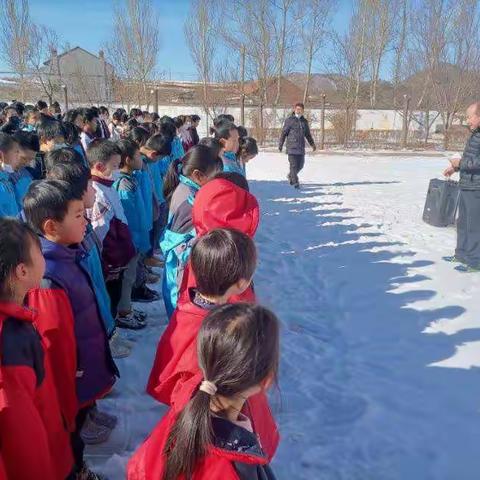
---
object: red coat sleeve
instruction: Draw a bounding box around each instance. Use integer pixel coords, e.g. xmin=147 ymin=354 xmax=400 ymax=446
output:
xmin=27 ymin=287 xmax=78 ymax=431
xmin=0 ymin=365 xmax=55 ymax=480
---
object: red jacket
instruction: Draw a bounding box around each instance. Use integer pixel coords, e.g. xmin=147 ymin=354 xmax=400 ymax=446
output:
xmin=178 ymin=178 xmax=260 ymax=305
xmin=146 ymin=293 xmax=279 ymax=461
xmin=0 ymin=302 xmax=73 ymax=480
xmin=27 ymin=284 xmax=78 ymax=431
xmin=130 ymin=375 xmax=273 ymax=480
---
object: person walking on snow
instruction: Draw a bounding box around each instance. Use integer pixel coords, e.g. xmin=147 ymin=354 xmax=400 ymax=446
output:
xmin=444 ymin=101 xmax=480 ymax=272
xmin=279 ymin=102 xmax=316 ymax=189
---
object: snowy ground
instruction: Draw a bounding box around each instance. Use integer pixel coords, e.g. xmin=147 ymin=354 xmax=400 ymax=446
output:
xmin=90 ymin=152 xmax=480 ymax=480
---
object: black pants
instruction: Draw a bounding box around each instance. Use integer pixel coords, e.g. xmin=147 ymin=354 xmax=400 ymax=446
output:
xmin=67 ymin=405 xmax=93 ymax=477
xmin=455 ymin=189 xmax=480 ymax=267
xmin=288 ymin=154 xmax=305 ymax=186
xmin=106 ymin=273 xmax=124 ymax=318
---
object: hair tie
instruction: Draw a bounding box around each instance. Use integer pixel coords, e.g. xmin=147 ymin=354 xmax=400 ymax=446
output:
xmin=199 ymin=380 xmax=217 ymax=396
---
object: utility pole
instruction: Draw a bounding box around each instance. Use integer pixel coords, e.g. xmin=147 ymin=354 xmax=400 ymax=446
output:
xmin=320 ymin=94 xmax=326 ymax=150
xmin=402 ymin=95 xmax=411 ymax=149
xmin=240 ymin=45 xmax=246 ymax=126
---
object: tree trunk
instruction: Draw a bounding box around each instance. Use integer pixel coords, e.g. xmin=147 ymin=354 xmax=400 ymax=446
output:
xmin=424 ymin=109 xmax=430 ymax=145
xmin=303 ymin=41 xmax=314 ymax=106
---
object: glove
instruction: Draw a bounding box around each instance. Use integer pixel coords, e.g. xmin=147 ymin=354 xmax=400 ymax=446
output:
xmin=279 ymin=147 xmax=283 ymax=152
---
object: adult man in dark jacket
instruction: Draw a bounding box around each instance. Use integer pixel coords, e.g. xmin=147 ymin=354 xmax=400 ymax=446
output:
xmin=279 ymin=102 xmax=316 ymax=188
xmin=444 ymin=102 xmax=480 ymax=271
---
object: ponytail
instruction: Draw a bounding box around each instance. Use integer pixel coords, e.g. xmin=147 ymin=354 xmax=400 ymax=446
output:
xmin=163 ymin=158 xmax=182 ymax=204
xmin=163 ymin=390 xmax=212 ymax=480
xmin=163 ymin=144 xmax=221 ymax=204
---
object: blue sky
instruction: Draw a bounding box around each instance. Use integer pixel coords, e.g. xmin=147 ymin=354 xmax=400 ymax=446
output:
xmin=1 ymin=0 xmax=355 ymax=79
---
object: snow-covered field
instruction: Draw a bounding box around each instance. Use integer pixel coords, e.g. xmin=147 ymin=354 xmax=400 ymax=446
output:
xmin=90 ymin=152 xmax=480 ymax=480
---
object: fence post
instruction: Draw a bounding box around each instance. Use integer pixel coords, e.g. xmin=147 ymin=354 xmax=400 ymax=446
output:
xmin=402 ymin=95 xmax=410 ymax=149
xmin=320 ymin=94 xmax=326 ymax=150
xmin=62 ymin=84 xmax=68 ymax=111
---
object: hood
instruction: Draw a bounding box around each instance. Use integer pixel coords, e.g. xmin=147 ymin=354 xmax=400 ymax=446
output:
xmin=192 ymin=179 xmax=259 ymax=237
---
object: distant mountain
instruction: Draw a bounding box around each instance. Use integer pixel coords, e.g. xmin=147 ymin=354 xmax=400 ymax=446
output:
xmin=286 ymin=73 xmax=339 ymax=94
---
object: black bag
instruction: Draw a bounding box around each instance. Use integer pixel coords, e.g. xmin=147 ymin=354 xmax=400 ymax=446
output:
xmin=422 ymin=178 xmax=460 ymax=227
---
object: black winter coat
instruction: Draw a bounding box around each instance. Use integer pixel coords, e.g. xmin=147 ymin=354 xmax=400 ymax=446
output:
xmin=460 ymin=127 xmax=480 ymax=190
xmin=279 ymin=114 xmax=315 ymax=155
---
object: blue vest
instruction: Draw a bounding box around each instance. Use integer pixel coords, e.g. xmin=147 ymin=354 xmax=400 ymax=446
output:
xmin=0 ymin=170 xmax=20 ymax=218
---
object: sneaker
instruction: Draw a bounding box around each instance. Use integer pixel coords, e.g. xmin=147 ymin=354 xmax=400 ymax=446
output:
xmin=144 ymin=256 xmax=164 ymax=268
xmin=133 ymin=308 xmax=147 ymax=321
xmin=89 ymin=406 xmax=118 ymax=429
xmin=77 ymin=464 xmax=107 ymax=480
xmin=293 ymin=182 xmax=300 ymax=189
xmin=116 ymin=313 xmax=147 ymax=330
xmin=109 ymin=331 xmax=132 ymax=359
xmin=443 ymin=255 xmax=463 ymax=263
xmin=131 ymin=285 xmax=161 ymax=303
xmin=455 ymin=264 xmax=480 ymax=273
xmin=80 ymin=415 xmax=112 ymax=445
xmin=146 ymin=272 xmax=161 ymax=284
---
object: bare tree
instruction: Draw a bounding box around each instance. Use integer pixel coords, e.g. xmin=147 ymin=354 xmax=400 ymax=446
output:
xmin=185 ymin=0 xmax=220 ymax=128
xmin=410 ymin=0 xmax=480 ymax=148
xmin=28 ymin=24 xmax=61 ymax=104
xmin=364 ymin=0 xmax=396 ymax=107
xmin=297 ymin=0 xmax=335 ymax=106
xmin=106 ymin=0 xmax=160 ymax=107
xmin=0 ymin=0 xmax=31 ymax=102
xmin=271 ymin=0 xmax=295 ymax=113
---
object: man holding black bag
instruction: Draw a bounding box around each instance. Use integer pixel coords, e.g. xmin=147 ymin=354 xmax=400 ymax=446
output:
xmin=444 ymin=102 xmax=480 ymax=271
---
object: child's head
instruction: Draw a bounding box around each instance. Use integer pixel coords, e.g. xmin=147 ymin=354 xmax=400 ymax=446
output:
xmin=128 ymin=126 xmax=149 ymax=149
xmin=0 ymin=218 xmax=45 ymax=302
xmin=62 ymin=121 xmax=80 ymax=146
xmin=158 ymin=121 xmax=176 ymax=142
xmin=163 ymin=302 xmax=279 ymax=480
xmin=65 ymin=108 xmax=84 ymax=130
xmin=213 ymin=171 xmax=249 ymax=191
xmin=47 ymin=162 xmax=95 ymax=209
xmin=198 ymin=137 xmax=222 ymax=160
xmin=237 ymin=125 xmax=248 ymax=138
xmin=37 ymin=118 xmax=66 ymax=152
xmin=163 ymin=144 xmax=221 ymax=204
xmin=12 ymin=131 xmax=39 ymax=170
xmin=87 ymin=139 xmax=121 ymax=179
xmin=213 ymin=114 xmax=235 ymax=127
xmin=238 ymin=136 xmax=258 ymax=163
xmin=80 ymin=108 xmax=98 ymax=134
xmin=23 ymin=106 xmax=40 ymax=126
xmin=99 ymin=106 xmax=109 ymax=121
xmin=212 ymin=122 xmax=239 ymax=154
xmin=116 ymin=138 xmax=142 ymax=172
xmin=190 ymin=114 xmax=200 ymax=128
xmin=0 ymin=132 xmax=20 ymax=171
xmin=45 ymin=146 xmax=85 ymax=173
xmin=191 ymin=228 xmax=256 ymax=299
xmin=23 ymin=179 xmax=87 ymax=246
xmin=143 ymin=133 xmax=172 ymax=160
xmin=36 ymin=100 xmax=49 ymax=115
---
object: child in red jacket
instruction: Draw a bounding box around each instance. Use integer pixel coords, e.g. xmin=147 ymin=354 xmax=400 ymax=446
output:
xmin=129 ymin=303 xmax=280 ymax=480
xmin=178 ymin=174 xmax=260 ymax=305
xmin=147 ymin=228 xmax=279 ymax=461
xmin=0 ymin=218 xmax=73 ymax=479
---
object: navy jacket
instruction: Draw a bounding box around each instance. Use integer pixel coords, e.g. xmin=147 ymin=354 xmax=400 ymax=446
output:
xmin=279 ymin=113 xmax=315 ymax=155
xmin=39 ymin=237 xmax=118 ymax=405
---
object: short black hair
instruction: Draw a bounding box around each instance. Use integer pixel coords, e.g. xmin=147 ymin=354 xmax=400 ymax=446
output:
xmin=37 ymin=118 xmax=65 ymax=142
xmin=128 ymin=126 xmax=149 ymax=147
xmin=0 ymin=132 xmax=18 ymax=153
xmin=294 ymin=102 xmax=305 ymax=109
xmin=12 ymin=130 xmax=40 ymax=152
xmin=23 ymin=179 xmax=82 ymax=234
xmin=79 ymin=107 xmax=97 ymax=123
xmin=86 ymin=139 xmax=121 ymax=167
xmin=237 ymin=125 xmax=248 ymax=138
xmin=116 ymin=138 xmax=139 ymax=168
xmin=145 ymin=133 xmax=171 ymax=157
xmin=191 ymin=114 xmax=200 ymax=123
xmin=45 ymin=147 xmax=85 ymax=173
xmin=0 ymin=218 xmax=40 ymax=298
xmin=36 ymin=100 xmax=48 ymax=110
xmin=99 ymin=106 xmax=109 ymax=116
xmin=214 ymin=172 xmax=249 ymax=192
xmin=62 ymin=121 xmax=80 ymax=145
xmin=47 ymin=162 xmax=91 ymax=198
